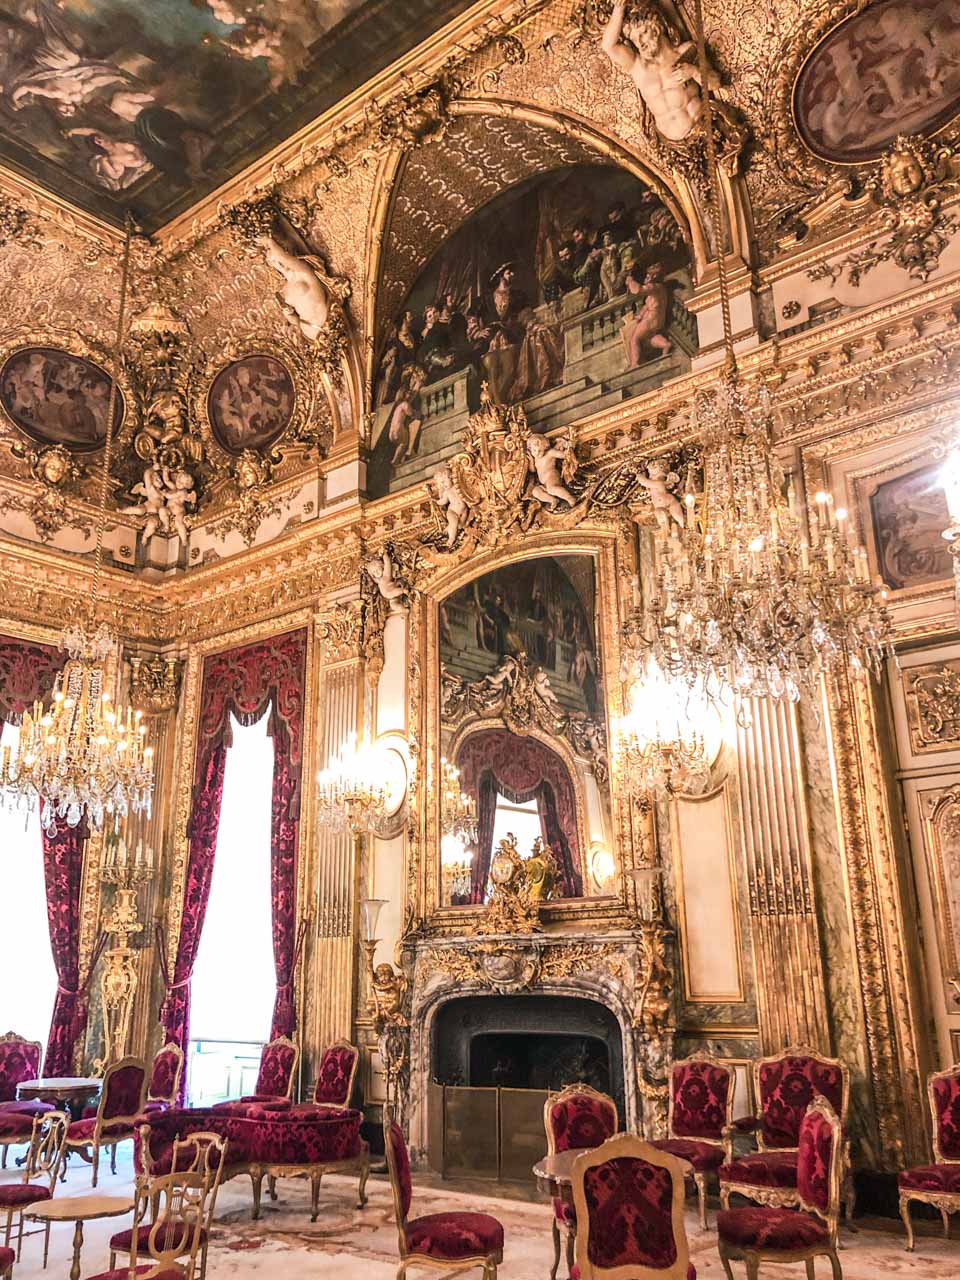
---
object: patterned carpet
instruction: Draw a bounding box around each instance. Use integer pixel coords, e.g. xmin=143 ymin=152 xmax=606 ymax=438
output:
xmin=5 ymin=1150 xmax=958 ymax=1277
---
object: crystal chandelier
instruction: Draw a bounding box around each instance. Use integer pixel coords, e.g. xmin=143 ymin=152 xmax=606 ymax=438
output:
xmin=317 ymin=732 xmax=388 ymax=833
xmin=0 ymin=221 xmax=155 ymax=834
xmin=629 ymin=0 xmax=893 ymax=707
xmin=617 ymin=654 xmax=711 ymax=797
xmin=439 ymin=756 xmax=477 ymax=841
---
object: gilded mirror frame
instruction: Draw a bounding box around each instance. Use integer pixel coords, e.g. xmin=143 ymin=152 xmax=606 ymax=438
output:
xmin=411 ymin=525 xmax=641 ymax=932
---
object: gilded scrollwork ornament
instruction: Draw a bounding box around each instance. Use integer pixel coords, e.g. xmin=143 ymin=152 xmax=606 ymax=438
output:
xmin=9 ymin=441 xmax=85 ymax=541
xmin=368 ymin=75 xmax=459 ymax=148
xmin=128 ymin=653 xmax=182 ymax=716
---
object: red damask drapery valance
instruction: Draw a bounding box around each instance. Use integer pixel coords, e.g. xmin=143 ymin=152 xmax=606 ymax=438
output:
xmin=0 ymin=633 xmax=66 ymax=724
xmin=162 ymin=628 xmax=309 ymax=1068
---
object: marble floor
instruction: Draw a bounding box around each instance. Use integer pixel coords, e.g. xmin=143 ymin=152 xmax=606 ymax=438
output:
xmin=3 ymin=1148 xmax=957 ymax=1278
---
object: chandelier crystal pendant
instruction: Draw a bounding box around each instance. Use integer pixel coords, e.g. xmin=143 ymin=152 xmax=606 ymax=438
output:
xmin=0 ymin=220 xmax=155 ymax=834
xmin=631 ymin=0 xmax=894 ymax=708
xmin=439 ymin=756 xmax=478 ymax=842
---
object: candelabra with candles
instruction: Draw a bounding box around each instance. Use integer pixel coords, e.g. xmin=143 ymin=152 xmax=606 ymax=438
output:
xmin=617 ymin=653 xmax=711 ymax=798
xmin=439 ymin=758 xmax=477 ymax=905
xmin=97 ymin=835 xmax=155 ymax=1067
xmin=359 ymin=898 xmax=409 ymax=1109
xmin=317 ymin=732 xmax=388 ymax=835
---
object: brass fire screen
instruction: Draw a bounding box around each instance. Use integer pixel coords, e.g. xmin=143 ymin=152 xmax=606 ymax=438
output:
xmin=429 ymin=1081 xmax=547 ymax=1180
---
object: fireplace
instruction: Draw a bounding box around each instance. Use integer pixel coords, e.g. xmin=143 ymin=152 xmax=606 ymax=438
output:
xmin=428 ymin=994 xmax=624 ymax=1179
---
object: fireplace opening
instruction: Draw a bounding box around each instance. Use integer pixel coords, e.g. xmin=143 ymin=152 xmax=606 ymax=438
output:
xmin=429 ymin=994 xmax=624 ymax=1180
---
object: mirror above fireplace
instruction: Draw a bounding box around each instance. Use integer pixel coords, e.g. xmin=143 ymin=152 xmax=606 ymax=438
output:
xmin=437 ymin=552 xmax=615 ymax=907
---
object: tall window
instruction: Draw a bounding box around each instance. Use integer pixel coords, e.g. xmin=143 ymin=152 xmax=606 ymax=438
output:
xmin=0 ymin=724 xmax=57 ymax=1049
xmin=188 ymin=713 xmax=275 ymax=1104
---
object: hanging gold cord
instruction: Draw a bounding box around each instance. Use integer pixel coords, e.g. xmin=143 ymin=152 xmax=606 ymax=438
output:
xmin=89 ymin=215 xmax=134 ymax=622
xmin=691 ymin=0 xmax=736 ymax=379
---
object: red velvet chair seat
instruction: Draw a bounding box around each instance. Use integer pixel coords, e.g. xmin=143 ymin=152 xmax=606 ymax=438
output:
xmin=110 ymin=1222 xmax=207 ymax=1253
xmin=717 ymin=1207 xmax=828 ymax=1250
xmin=649 ymin=1137 xmax=726 ymax=1171
xmin=67 ymin=1117 xmax=133 ymax=1142
xmin=405 ymin=1211 xmax=504 ymax=1260
xmin=87 ymin=1268 xmax=182 ymax=1280
xmin=899 ymin=1164 xmax=960 ymax=1193
xmin=0 ymin=1247 xmax=13 ymax=1272
xmin=0 ymin=1183 xmax=51 ymax=1207
xmin=571 ymin=1266 xmax=696 ymax=1280
xmin=0 ymin=1113 xmax=33 ymax=1139
xmin=719 ymin=1150 xmax=798 ymax=1189
xmin=0 ymin=1100 xmax=53 ymax=1118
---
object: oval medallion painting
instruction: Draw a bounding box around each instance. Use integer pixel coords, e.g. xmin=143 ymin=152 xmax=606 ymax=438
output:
xmin=794 ymin=0 xmax=960 ymax=163
xmin=0 ymin=347 xmax=122 ymax=451
xmin=208 ymin=355 xmax=295 ymax=455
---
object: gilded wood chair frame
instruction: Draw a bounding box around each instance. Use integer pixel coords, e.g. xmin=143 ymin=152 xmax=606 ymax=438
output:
xmin=2 ymin=1109 xmax=67 ymax=1264
xmin=314 ymin=1038 xmax=361 ymax=1106
xmin=570 ymin=1134 xmax=692 ymax=1280
xmin=899 ymin=1063 xmax=960 ymax=1251
xmin=147 ymin=1041 xmax=185 ymax=1109
xmin=660 ymin=1050 xmax=736 ymax=1231
xmin=718 ymin=1096 xmax=844 ymax=1280
xmin=113 ymin=1169 xmax=209 ymax=1280
xmin=0 ymin=1033 xmax=43 ymax=1169
xmin=720 ymin=1044 xmax=850 ymax=1215
xmin=64 ymin=1054 xmax=147 ymax=1187
xmin=543 ymin=1083 xmax=619 ymax=1280
xmin=384 ymin=1114 xmax=501 ymax=1280
xmin=115 ymin=1129 xmax=226 ymax=1280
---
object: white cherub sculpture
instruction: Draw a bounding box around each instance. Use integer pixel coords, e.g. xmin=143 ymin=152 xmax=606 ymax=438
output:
xmin=365 ymin=549 xmax=407 ymax=612
xmin=121 ymin=464 xmax=169 ymax=542
xmin=431 ymin=462 xmax=471 ymax=549
xmin=160 ymin=466 xmax=197 ymax=544
xmin=633 ymin=459 xmax=684 ymax=532
xmin=527 ymin=434 xmax=576 ymax=510
xmin=255 ymin=233 xmax=334 ymax=342
xmin=532 ymin=667 xmax=562 ymax=710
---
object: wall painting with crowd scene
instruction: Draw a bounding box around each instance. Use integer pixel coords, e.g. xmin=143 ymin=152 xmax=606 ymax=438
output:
xmin=437 ymin=553 xmax=615 ymax=909
xmin=368 ymin=163 xmax=696 ymax=499
xmin=794 ymin=0 xmax=960 ymax=163
xmin=0 ymin=346 xmax=123 ymax=450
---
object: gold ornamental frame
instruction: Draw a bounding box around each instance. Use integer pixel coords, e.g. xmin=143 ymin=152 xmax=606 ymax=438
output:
xmin=410 ymin=525 xmax=644 ymax=932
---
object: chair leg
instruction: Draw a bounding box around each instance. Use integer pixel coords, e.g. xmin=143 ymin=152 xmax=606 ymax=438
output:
xmin=311 ymin=1172 xmax=322 ymax=1222
xmin=942 ymin=1207 xmax=951 ymax=1239
xmin=720 ymin=1186 xmax=731 ymax=1211
xmin=482 ymin=1261 xmax=498 ymax=1280
xmin=717 ymin=1242 xmax=737 ymax=1280
xmin=43 ymin=1221 xmax=50 ymax=1269
xmin=827 ymin=1246 xmax=842 ymax=1280
xmin=3 ymin=1208 xmax=11 ymax=1248
xmin=899 ymin=1193 xmax=915 ymax=1252
xmin=268 ymin=1174 xmax=277 ymax=1201
xmin=1 ymin=1147 xmax=6 ymax=1169
xmin=564 ymin=1227 xmax=574 ymax=1280
xmin=357 ymin=1156 xmax=370 ymax=1208
xmin=745 ymin=1254 xmax=760 ymax=1280
xmin=200 ymin=1238 xmax=209 ymax=1280
xmin=805 ymin=1260 xmax=816 ymax=1280
xmin=15 ymin=1212 xmax=23 ymax=1262
xmin=694 ymin=1172 xmax=708 ymax=1230
xmin=250 ymin=1171 xmax=264 ymax=1220
xmin=550 ymin=1218 xmax=561 ymax=1280
xmin=110 ymin=1142 xmax=117 ymax=1175
xmin=92 ymin=1143 xmax=100 ymax=1188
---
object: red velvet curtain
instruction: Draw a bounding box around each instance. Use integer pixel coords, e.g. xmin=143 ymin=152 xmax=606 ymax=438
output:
xmin=457 ymin=729 xmax=584 ymax=898
xmin=161 ymin=629 xmax=308 ymax=1059
xmin=0 ymin=636 xmax=82 ymax=1074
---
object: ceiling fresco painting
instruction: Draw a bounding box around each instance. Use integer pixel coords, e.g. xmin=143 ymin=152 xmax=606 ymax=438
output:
xmin=794 ymin=0 xmax=960 ymax=163
xmin=0 ymin=0 xmax=477 ymax=229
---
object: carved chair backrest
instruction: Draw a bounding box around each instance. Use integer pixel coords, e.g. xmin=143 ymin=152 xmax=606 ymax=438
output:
xmin=544 ymin=1083 xmax=618 ymax=1155
xmin=255 ymin=1036 xmax=299 ymax=1099
xmin=147 ymin=1042 xmax=184 ymax=1105
xmin=130 ymin=1170 xmax=208 ymax=1277
xmin=796 ymin=1097 xmax=843 ymax=1242
xmin=668 ymin=1051 xmax=734 ymax=1145
xmin=929 ymin=1062 xmax=960 ymax=1164
xmin=753 ymin=1046 xmax=848 ymax=1151
xmin=98 ymin=1056 xmax=148 ymax=1130
xmin=384 ymin=1113 xmax=413 ymax=1246
xmin=571 ymin=1134 xmax=691 ymax=1280
xmin=314 ymin=1039 xmax=359 ymax=1106
xmin=0 ymin=1032 xmax=41 ymax=1102
xmin=22 ymin=1110 xmax=68 ymax=1191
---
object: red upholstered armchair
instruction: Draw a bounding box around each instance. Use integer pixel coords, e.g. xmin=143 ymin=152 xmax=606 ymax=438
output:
xmin=64 ymin=1055 xmax=147 ymax=1186
xmin=544 ymin=1084 xmax=618 ymax=1280
xmin=144 ymin=1041 xmax=185 ymax=1114
xmin=717 ymin=1096 xmax=843 ymax=1280
xmin=570 ymin=1134 xmax=695 ymax=1280
xmin=385 ymin=1116 xmax=504 ymax=1280
xmin=649 ymin=1051 xmax=735 ymax=1230
xmin=0 ymin=1033 xmax=51 ymax=1167
xmin=313 ymin=1040 xmax=359 ymax=1107
xmin=240 ymin=1035 xmax=299 ymax=1104
xmin=899 ymin=1062 xmax=960 ymax=1251
xmin=718 ymin=1045 xmax=849 ymax=1215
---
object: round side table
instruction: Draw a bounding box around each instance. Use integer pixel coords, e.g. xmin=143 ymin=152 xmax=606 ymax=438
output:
xmin=16 ymin=1078 xmax=101 ymax=1122
xmin=26 ymin=1193 xmax=132 ymax=1280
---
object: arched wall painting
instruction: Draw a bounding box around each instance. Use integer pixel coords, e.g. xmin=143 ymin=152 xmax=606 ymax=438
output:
xmin=794 ymin=0 xmax=960 ymax=163
xmin=0 ymin=347 xmax=122 ymax=450
xmin=208 ymin=355 xmax=295 ymax=455
xmin=369 ymin=162 xmax=695 ymax=498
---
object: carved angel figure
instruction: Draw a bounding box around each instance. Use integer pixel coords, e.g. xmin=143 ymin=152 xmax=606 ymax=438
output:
xmin=365 ymin=549 xmax=407 ymax=612
xmin=532 ymin=667 xmax=562 ymax=710
xmin=431 ymin=461 xmax=471 ymax=548
xmin=371 ymin=963 xmax=410 ymax=1029
xmin=254 ymin=233 xmax=348 ymax=343
xmin=633 ymin=459 xmax=684 ymax=532
xmin=527 ymin=434 xmax=576 ymax=510
xmin=120 ymin=464 xmax=169 ymax=542
xmin=161 ymin=468 xmax=197 ymax=544
xmin=601 ymin=2 xmax=717 ymax=143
